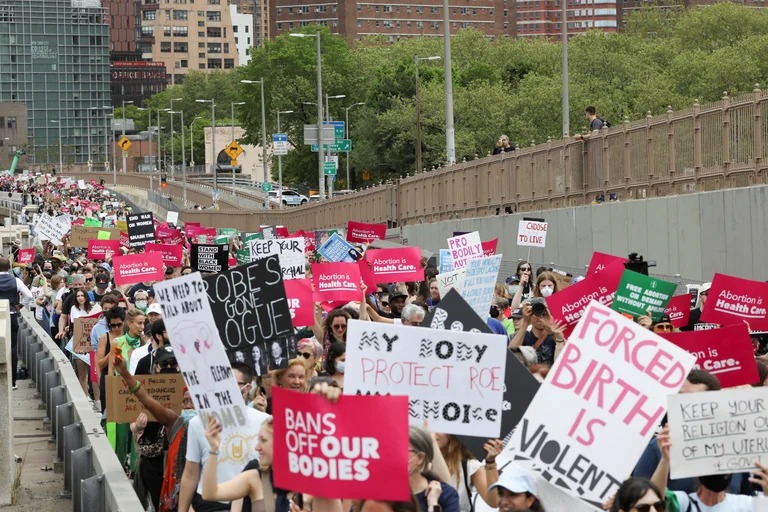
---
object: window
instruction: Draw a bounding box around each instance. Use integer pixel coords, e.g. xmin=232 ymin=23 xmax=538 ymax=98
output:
xmin=141 ymin=26 xmax=154 ymax=35
xmin=224 ymin=58 xmax=235 ymax=68
xmin=357 ymin=19 xmax=362 ymax=27
xmin=198 ymin=21 xmax=204 ymax=26
xmin=161 ymin=41 xmax=172 ymax=52
xmin=198 ymin=42 xmax=205 ymax=48
xmin=207 ymin=10 xmax=221 ymax=21
xmin=173 ymin=41 xmax=188 ymax=51
xmin=199 ymin=63 xmax=206 ymax=69
xmin=431 ymin=21 xmax=439 ymax=28
xmin=277 ymin=22 xmax=283 ymax=29
xmin=173 ymin=9 xmax=188 ymax=19
xmin=180 ymin=59 xmax=188 ymax=67
xmin=416 ymin=6 xmax=424 ymax=13
xmin=245 ymin=25 xmax=249 ymax=32
xmin=173 ymin=25 xmax=188 ymax=36
xmin=163 ymin=25 xmax=171 ymax=36
xmin=416 ymin=20 xmax=423 ymax=28
xmin=143 ymin=10 xmax=157 ymax=20
xmin=430 ymin=6 xmax=438 ymax=13
xmin=198 ymin=31 xmax=204 ymax=36
xmin=165 ymin=9 xmax=171 ymax=18
xmin=277 ymin=7 xmax=282 ymax=14
xmin=207 ymin=26 xmax=221 ymax=37
xmin=223 ymin=42 xmax=229 ymax=52
xmin=208 ymin=0 xmax=220 ymax=4
xmin=198 ymin=52 xmax=206 ymax=58
xmin=198 ymin=10 xmax=204 ymax=15
xmin=207 ymin=42 xmax=221 ymax=53
xmin=207 ymin=58 xmax=222 ymax=68
xmin=233 ymin=25 xmax=238 ymax=32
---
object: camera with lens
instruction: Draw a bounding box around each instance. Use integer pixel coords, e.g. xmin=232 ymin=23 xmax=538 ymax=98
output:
xmin=529 ymin=297 xmax=548 ymax=317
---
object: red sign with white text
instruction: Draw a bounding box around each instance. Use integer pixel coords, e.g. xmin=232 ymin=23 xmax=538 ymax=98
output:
xmin=546 ymin=260 xmax=625 ymax=336
xmin=346 ymin=221 xmax=387 ymax=243
xmin=119 ymin=232 xmax=130 ymax=248
xmin=660 ymin=324 xmax=759 ymax=388
xmin=700 ymin=273 xmax=768 ymax=330
xmin=283 ymin=279 xmax=314 ymax=327
xmin=481 ymin=238 xmax=498 ymax=257
xmin=312 ymin=262 xmax=361 ymax=303
xmin=113 ymin=252 xmax=164 ymax=286
xmin=276 ymin=226 xmax=289 ymax=238
xmin=17 ymin=248 xmax=35 ymax=265
xmin=665 ymin=294 xmax=692 ymax=328
xmin=272 ymin=387 xmax=410 ymax=501
xmin=144 ymin=243 xmax=183 ymax=266
xmin=88 ymin=239 xmax=121 ymax=260
xmin=365 ymin=248 xmax=424 ymax=284
xmin=587 ymin=251 xmax=628 ymax=275
xmin=185 ymin=224 xmax=215 ymax=242
xmin=156 ymin=223 xmax=184 ymax=245
xmin=358 ymin=260 xmax=378 ymax=292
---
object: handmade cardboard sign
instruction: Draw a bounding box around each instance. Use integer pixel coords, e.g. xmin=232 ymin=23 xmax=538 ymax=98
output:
xmin=436 ymin=269 xmax=466 ymax=298
xmin=668 ymin=386 xmax=768 ymax=479
xmin=700 ymin=273 xmax=768 ymax=330
xmin=665 ymin=294 xmax=692 ymax=328
xmin=446 ymin=231 xmax=482 ymax=270
xmin=126 ymin=212 xmax=157 ymax=248
xmin=72 ymin=312 xmax=102 ymax=353
xmin=365 ymin=247 xmax=424 ymax=283
xmin=113 ymin=252 xmax=164 ymax=285
xmin=249 ymin=237 xmax=306 ymax=280
xmin=272 ymin=387 xmax=410 ymax=501
xmin=106 ymin=374 xmax=184 ymax=423
xmin=191 ymin=243 xmax=229 ymax=273
xmin=461 ymin=254 xmax=502 ymax=321
xmin=660 ymin=324 xmax=759 ymax=388
xmin=517 ymin=220 xmax=548 ymax=248
xmin=88 ymin=239 xmax=120 ymax=260
xmin=506 ymin=301 xmax=696 ymax=509
xmin=283 ymin=279 xmax=314 ymax=327
xmin=346 ymin=221 xmax=387 ymax=243
xmin=612 ymin=270 xmax=677 ymax=321
xmin=344 ymin=319 xmax=508 ymax=438
xmin=312 ymin=262 xmax=361 ymax=303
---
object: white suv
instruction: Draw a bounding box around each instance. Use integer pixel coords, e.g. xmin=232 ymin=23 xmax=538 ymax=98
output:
xmin=268 ymin=189 xmax=309 ymax=206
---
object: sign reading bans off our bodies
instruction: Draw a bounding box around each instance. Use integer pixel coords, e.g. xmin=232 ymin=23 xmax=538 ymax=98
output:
xmin=344 ymin=319 xmax=508 ymax=438
xmin=506 ymin=301 xmax=696 ymax=509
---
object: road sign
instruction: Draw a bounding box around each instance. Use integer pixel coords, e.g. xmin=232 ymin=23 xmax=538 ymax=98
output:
xmin=273 ymin=133 xmax=288 ymax=156
xmin=323 ymin=162 xmax=337 ymax=176
xmin=323 ymin=121 xmax=345 ymax=139
xmin=303 ymin=125 xmax=336 ymax=145
xmin=261 ymin=182 xmax=272 ymax=192
xmin=362 ymin=170 xmax=371 ymax=181
xmin=117 ymin=136 xmax=132 ymax=151
xmin=230 ymin=159 xmax=238 ymax=166
xmin=311 ymin=139 xmax=352 ymax=153
xmin=224 ymin=140 xmax=244 ymax=159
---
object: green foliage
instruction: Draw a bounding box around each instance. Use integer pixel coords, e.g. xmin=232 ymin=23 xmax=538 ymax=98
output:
xmin=142 ymin=5 xmax=768 ymax=186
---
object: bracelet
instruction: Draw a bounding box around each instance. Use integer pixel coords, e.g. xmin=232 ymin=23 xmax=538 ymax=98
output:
xmin=128 ymin=381 xmax=141 ymax=394
xmin=209 ymin=450 xmax=219 ymax=456
xmin=485 ymin=463 xmax=497 ymax=470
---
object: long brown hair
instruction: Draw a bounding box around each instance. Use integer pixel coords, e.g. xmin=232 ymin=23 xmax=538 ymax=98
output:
xmin=439 ymin=434 xmax=474 ymax=482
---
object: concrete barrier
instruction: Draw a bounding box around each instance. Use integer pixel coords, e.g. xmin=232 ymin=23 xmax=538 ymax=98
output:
xmin=17 ymin=310 xmax=143 ymax=512
xmin=0 ymin=301 xmax=13 ymax=505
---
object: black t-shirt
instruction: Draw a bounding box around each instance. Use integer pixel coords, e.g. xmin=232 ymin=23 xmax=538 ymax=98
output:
xmin=240 ymin=460 xmax=301 ymax=512
xmin=681 ymin=308 xmax=720 ymax=332
xmin=523 ymin=329 xmax=556 ymax=365
xmin=590 ymin=117 xmax=605 ymax=131
xmin=128 ymin=283 xmax=153 ymax=302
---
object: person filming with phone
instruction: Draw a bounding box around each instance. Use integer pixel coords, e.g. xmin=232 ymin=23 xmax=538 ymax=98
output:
xmin=508 ymin=297 xmax=567 ymax=366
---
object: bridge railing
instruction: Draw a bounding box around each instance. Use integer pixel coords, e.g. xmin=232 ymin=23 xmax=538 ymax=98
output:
xmin=63 ymin=89 xmax=768 ymax=231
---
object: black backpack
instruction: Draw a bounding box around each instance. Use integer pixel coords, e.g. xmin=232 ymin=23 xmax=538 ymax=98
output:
xmin=599 ymin=117 xmax=612 ymax=128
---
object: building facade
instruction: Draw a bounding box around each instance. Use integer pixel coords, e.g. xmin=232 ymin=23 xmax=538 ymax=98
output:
xmin=0 ymin=103 xmax=29 ymax=172
xmin=230 ymin=4 xmax=255 ymax=65
xmin=0 ymin=0 xmax=111 ymax=169
xmin=515 ymin=0 xmax=618 ymax=38
xmin=233 ymin=0 xmax=269 ymax=49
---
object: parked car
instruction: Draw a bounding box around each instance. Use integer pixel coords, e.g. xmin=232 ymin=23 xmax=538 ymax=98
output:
xmin=268 ymin=189 xmax=309 ymax=206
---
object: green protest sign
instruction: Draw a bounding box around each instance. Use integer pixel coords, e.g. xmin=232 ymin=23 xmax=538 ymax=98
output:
xmin=84 ymin=217 xmax=102 ymax=228
xmin=236 ymin=248 xmax=251 ymax=266
xmin=242 ymin=232 xmax=262 ymax=242
xmin=217 ymin=227 xmax=238 ymax=236
xmin=97 ymin=230 xmax=111 ymax=240
xmin=612 ymin=270 xmax=677 ymax=321
xmin=214 ymin=235 xmax=231 ymax=245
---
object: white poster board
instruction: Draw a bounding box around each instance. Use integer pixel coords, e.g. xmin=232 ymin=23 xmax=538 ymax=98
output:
xmin=446 ymin=231 xmax=482 ymax=270
xmin=505 ymin=301 xmax=696 ymax=509
xmin=34 ymin=213 xmax=70 ymax=245
xmin=517 ymin=219 xmax=548 ymax=248
xmin=668 ymin=386 xmax=768 ymax=479
xmin=461 ymin=254 xmax=502 ymax=320
xmin=344 ymin=319 xmax=507 ymax=438
xmin=436 ymin=268 xmax=466 ymax=298
xmin=167 ymin=211 xmax=179 ymax=225
xmin=249 ymin=237 xmax=306 ymax=280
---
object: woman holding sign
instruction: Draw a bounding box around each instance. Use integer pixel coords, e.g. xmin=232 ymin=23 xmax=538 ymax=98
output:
xmin=435 ymin=434 xmax=503 ymax=512
xmin=69 ymin=289 xmax=101 ymax=393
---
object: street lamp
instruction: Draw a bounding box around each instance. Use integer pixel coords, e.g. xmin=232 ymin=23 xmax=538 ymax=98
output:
xmin=240 ymin=79 xmax=269 ymax=208
xmin=344 ymin=102 xmax=364 ymax=189
xmin=276 ymin=109 xmax=294 ymax=209
xmin=190 ymin=115 xmax=201 ymax=167
xmin=169 ymin=110 xmax=187 ymax=206
xmin=136 ymin=107 xmax=154 ymax=172
xmin=415 ymin=55 xmax=441 ymax=174
xmin=121 ymin=100 xmax=133 ymax=177
xmin=50 ymin=120 xmax=63 ymax=176
xmin=195 ymin=99 xmax=217 ymax=201
xmin=290 ymin=32 xmax=325 ymax=200
xmin=229 ymin=100 xmax=246 ymax=196
xmin=442 ymin=0 xmax=456 ymax=165
xmin=104 ymin=113 xmax=113 ymax=172
xmin=169 ymin=98 xmax=182 ymax=179
xmin=325 ymin=94 xmax=345 ymax=198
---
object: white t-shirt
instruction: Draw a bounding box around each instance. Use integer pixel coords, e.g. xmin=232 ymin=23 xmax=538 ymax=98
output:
xmin=452 ymin=459 xmax=483 ymax=512
xmin=186 ymin=407 xmax=270 ymax=498
xmin=70 ymin=304 xmax=101 ymax=322
xmin=129 ymin=344 xmax=151 ymax=375
xmin=674 ymin=492 xmax=754 ymax=512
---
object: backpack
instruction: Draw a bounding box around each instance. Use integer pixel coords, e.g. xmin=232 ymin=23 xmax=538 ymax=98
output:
xmin=159 ymin=420 xmax=187 ymax=512
xmin=599 ymin=117 xmax=612 ymax=128
xmin=685 ymin=493 xmax=702 ymax=512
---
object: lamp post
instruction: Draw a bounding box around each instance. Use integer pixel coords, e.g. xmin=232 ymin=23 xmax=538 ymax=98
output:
xmin=121 ymin=100 xmax=133 ymax=176
xmin=195 ymin=99 xmax=217 ymax=202
xmin=50 ymin=120 xmax=63 ymax=177
xmin=229 ymin=100 xmax=245 ymax=196
xmin=344 ymin=102 xmax=364 ymax=189
xmin=171 ymin=110 xmax=187 ymax=206
xmin=325 ymin=94 xmax=345 ymax=198
xmin=168 ymin=98 xmax=182 ymax=179
xmin=190 ymin=115 xmax=201 ymax=167
xmin=561 ymin=0 xmax=569 ymax=138
xmin=104 ymin=113 xmax=113 ymax=172
xmin=276 ymin=109 xmax=294 ymax=209
xmin=86 ymin=110 xmax=92 ymax=172
xmin=415 ymin=56 xmax=441 ymax=174
xmin=290 ymin=32 xmax=324 ymax=200
xmin=136 ymin=107 xmax=154 ymax=172
xmin=240 ymin=80 xmax=269 ymax=208
xmin=442 ymin=0 xmax=455 ymax=165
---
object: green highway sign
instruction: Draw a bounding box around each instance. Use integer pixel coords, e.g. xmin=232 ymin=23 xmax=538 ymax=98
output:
xmin=311 ymin=139 xmax=352 ymax=153
xmin=261 ymin=182 xmax=272 ymax=192
xmin=323 ymin=162 xmax=337 ymax=175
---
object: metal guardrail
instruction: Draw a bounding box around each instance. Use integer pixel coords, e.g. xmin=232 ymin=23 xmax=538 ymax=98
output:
xmin=146 ymin=190 xmax=181 ymax=213
xmin=18 ymin=311 xmax=143 ymax=512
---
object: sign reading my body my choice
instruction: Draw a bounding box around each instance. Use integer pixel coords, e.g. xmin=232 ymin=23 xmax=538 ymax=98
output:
xmin=126 ymin=212 xmax=157 ymax=248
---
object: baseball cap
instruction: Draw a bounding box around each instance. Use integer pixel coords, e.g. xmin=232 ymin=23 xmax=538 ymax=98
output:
xmin=505 ymin=275 xmax=520 ymax=285
xmin=699 ymin=282 xmax=712 ymax=294
xmin=511 ymin=308 xmax=523 ymax=319
xmin=147 ymin=303 xmax=162 ymax=316
xmin=489 ymin=465 xmax=538 ymax=495
xmin=98 ymin=263 xmax=111 ymax=273
xmin=95 ymin=274 xmax=110 ymax=289
xmin=388 ymin=285 xmax=408 ymax=301
xmin=154 ymin=345 xmax=176 ymax=365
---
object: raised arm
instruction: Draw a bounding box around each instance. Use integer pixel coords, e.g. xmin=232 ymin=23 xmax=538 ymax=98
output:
xmin=113 ymin=351 xmax=179 ymax=429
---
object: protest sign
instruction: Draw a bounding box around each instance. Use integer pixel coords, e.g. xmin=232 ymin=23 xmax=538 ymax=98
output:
xmin=612 ymin=270 xmax=677 ymax=321
xmin=202 ymin=256 xmax=294 ymax=352
xmin=106 ymin=374 xmax=184 ymax=423
xmin=126 ymin=212 xmax=157 ymax=248
xmin=665 ymin=294 xmax=692 ymax=328
xmin=72 ymin=312 xmax=101 ymax=353
xmin=461 ymin=254 xmax=502 ymax=320
xmin=236 ymin=248 xmax=250 ymax=266
xmin=421 ymin=288 xmax=492 ymax=334
xmin=154 ymin=272 xmax=248 ymax=433
xmin=249 ymin=237 xmax=306 ymax=280
xmin=260 ymin=225 xmax=278 ymax=239
xmin=481 ymin=238 xmax=498 ymax=257
xmin=84 ymin=217 xmax=101 ymax=228
xmin=191 ymin=243 xmax=229 ymax=273
xmin=69 ymin=226 xmax=120 ymax=249
xmin=365 ymin=247 xmax=424 ymax=283
xmin=587 ymin=252 xmax=628 ymax=275
xmin=87 ymin=239 xmax=121 ymax=260
xmin=156 ymin=224 xmax=184 ymax=245
xmin=16 ymin=248 xmax=34 ymax=265
xmin=436 ymin=268 xmax=466 ymax=299
xmin=668 ymin=386 xmax=768 ymax=479
xmin=700 ymin=273 xmax=768 ymax=330
xmin=446 ymin=231 xmax=482 ymax=270
xmin=357 ymin=260 xmax=378 ymax=292
xmin=186 ymin=225 xmax=216 ymax=244
xmin=35 ymin=213 xmax=70 ymax=245
xmin=346 ymin=221 xmax=387 ymax=243
xmin=167 ymin=211 xmax=179 ymax=225
xmin=546 ymin=260 xmax=625 ymax=337
xmin=272 ymin=387 xmax=410 ymax=501
xmin=660 ymin=324 xmax=759 ymax=388
xmin=517 ymin=219 xmax=548 ymax=248
xmin=438 ymin=249 xmax=454 ymax=274
xmin=113 ymin=252 xmax=164 ymax=285
xmin=317 ymin=233 xmax=359 ymax=263
xmin=276 ymin=226 xmax=289 ymax=238
xmin=344 ymin=320 xmax=507 ymax=438
xmin=506 ymin=301 xmax=696 ymax=508
xmin=119 ymin=231 xmax=130 ymax=249
xmin=283 ymin=279 xmax=314 ymax=327
xmin=145 ymin=242 xmax=184 ymax=267
xmin=312 ymin=262 xmax=361 ymax=303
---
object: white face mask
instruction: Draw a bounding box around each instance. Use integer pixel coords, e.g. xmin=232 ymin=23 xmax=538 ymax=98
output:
xmin=507 ymin=285 xmax=519 ymax=296
xmin=335 ymin=361 xmax=346 ymax=374
xmin=540 ymin=286 xmax=554 ymax=298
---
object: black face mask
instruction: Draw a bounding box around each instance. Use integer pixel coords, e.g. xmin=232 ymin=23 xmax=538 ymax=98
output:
xmin=699 ymin=474 xmax=732 ymax=492
xmin=157 ymin=365 xmax=179 ymax=374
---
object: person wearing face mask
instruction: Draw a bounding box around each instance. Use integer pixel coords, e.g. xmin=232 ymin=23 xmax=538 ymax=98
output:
xmin=133 ymin=290 xmax=150 ymax=314
xmin=127 ymin=280 xmax=154 ymax=305
xmin=533 ymin=272 xmax=559 ymax=299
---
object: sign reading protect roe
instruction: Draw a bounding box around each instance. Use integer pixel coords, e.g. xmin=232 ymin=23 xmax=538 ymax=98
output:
xmin=517 ymin=219 xmax=548 ymax=248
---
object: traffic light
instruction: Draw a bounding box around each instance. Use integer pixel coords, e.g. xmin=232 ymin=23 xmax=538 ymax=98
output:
xmin=161 ymin=175 xmax=167 ymax=189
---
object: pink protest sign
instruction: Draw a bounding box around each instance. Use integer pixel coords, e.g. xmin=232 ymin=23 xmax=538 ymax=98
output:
xmin=365 ymin=247 xmax=424 ymax=283
xmin=346 ymin=221 xmax=387 ymax=243
xmin=700 ymin=273 xmax=768 ymax=330
xmin=665 ymin=294 xmax=692 ymax=328
xmin=312 ymin=262 xmax=361 ymax=303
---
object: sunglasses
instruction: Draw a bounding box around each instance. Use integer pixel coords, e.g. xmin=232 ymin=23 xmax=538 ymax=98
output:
xmin=332 ymin=324 xmax=347 ymax=330
xmin=634 ymin=501 xmax=664 ymax=512
xmin=520 ymin=267 xmax=531 ymax=271
xmin=109 ymin=322 xmax=123 ymax=328
xmin=699 ymin=291 xmax=708 ymax=297
xmin=85 ymin=278 xmax=93 ymax=282
xmin=298 ymin=352 xmax=313 ymax=359
xmin=653 ymin=323 xmax=674 ymax=333
xmin=381 ymin=301 xmax=389 ymax=306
